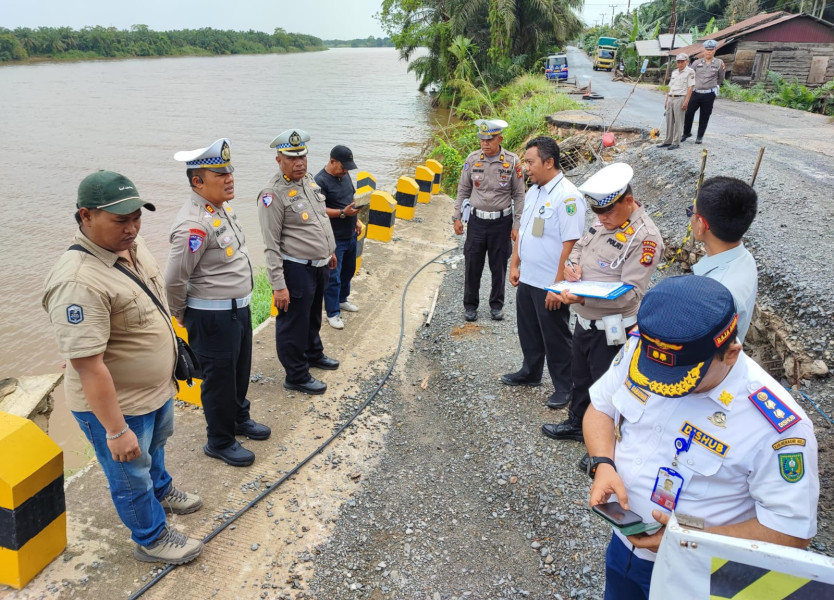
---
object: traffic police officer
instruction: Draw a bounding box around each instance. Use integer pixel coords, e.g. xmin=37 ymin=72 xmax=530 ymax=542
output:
xmin=166 ymin=139 xmax=270 ymax=468
xmin=258 ymin=129 xmax=338 ymax=395
xmin=585 ymin=276 xmax=818 ymax=598
xmin=682 ymin=39 xmax=725 ymax=144
xmin=542 ymin=163 xmax=663 ymax=436
xmin=454 ymin=118 xmax=526 ymax=321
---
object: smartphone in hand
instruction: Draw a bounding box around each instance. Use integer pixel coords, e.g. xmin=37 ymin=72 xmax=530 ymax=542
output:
xmin=592 ymin=502 xmax=664 ymax=536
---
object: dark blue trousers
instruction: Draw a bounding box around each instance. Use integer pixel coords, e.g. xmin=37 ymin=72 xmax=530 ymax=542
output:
xmin=604 ymin=533 xmax=655 ymax=600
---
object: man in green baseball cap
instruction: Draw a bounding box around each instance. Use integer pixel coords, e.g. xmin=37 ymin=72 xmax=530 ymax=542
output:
xmin=43 ymin=170 xmax=204 ymax=565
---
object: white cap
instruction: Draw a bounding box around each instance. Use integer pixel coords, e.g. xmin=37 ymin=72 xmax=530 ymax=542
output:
xmin=578 ymin=163 xmax=634 ymax=209
xmin=174 ymin=138 xmax=233 ymax=173
xmin=475 ymin=119 xmax=508 ymax=140
xmin=270 ymin=129 xmax=311 ymax=156
xmin=676 ymin=53 xmax=689 ymax=61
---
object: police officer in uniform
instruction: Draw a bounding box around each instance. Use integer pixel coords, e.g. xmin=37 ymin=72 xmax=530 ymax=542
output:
xmin=258 ymin=129 xmax=338 ymax=395
xmin=166 ymin=139 xmax=270 ymax=468
xmin=584 ymin=276 xmax=818 ymax=598
xmin=682 ymin=39 xmax=725 ymax=144
xmin=542 ymin=163 xmax=663 ymax=433
xmin=454 ymin=118 xmax=526 ymax=321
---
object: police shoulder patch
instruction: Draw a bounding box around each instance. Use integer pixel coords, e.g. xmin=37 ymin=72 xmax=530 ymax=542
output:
xmin=188 ymin=228 xmax=206 ymax=253
xmin=262 ymin=192 xmax=273 ymax=207
xmin=749 ymin=386 xmax=800 ymax=433
xmin=66 ymin=304 xmax=84 ymax=324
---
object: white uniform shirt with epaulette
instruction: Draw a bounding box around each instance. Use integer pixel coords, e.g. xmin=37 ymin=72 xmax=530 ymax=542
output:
xmin=165 ymin=192 xmax=253 ymax=320
xmin=590 ymin=338 xmax=818 ymax=561
xmin=257 ymin=171 xmax=336 ymax=291
xmin=454 ymin=147 xmax=526 ymax=227
xmin=569 ymin=206 xmax=664 ymax=320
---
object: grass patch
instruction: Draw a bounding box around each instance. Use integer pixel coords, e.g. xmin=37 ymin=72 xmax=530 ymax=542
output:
xmin=721 ymin=73 xmax=834 ymax=116
xmin=251 ymin=269 xmax=273 ymax=329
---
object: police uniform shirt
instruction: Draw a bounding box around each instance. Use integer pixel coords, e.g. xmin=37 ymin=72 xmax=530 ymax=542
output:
xmin=454 ymin=147 xmax=526 ymax=227
xmin=517 ymin=173 xmax=585 ymax=289
xmin=569 ymin=206 xmax=664 ymax=320
xmin=590 ymin=340 xmax=818 ymax=561
xmin=692 ymin=57 xmax=725 ymax=90
xmin=668 ymin=66 xmax=695 ymax=96
xmin=42 ymin=232 xmax=177 ymax=414
xmin=164 ymin=191 xmax=254 ymax=320
xmin=257 ymin=171 xmax=336 ymax=290
xmin=692 ymin=244 xmax=758 ymax=343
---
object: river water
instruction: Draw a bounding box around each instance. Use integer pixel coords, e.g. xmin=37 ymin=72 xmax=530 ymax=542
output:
xmin=0 ymin=48 xmax=436 ymax=466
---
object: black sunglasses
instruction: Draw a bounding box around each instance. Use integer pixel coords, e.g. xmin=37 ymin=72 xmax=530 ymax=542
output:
xmin=685 ymin=204 xmax=695 ymax=218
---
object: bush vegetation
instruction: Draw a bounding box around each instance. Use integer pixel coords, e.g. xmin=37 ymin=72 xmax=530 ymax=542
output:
xmin=251 ymin=269 xmax=274 ymax=329
xmin=722 ymin=72 xmax=834 ymax=116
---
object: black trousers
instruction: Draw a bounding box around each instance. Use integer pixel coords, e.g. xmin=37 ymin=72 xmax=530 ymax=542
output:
xmin=684 ymin=91 xmax=716 ymax=138
xmin=463 ymin=214 xmax=513 ymax=311
xmin=515 ymin=282 xmax=572 ymax=393
xmin=275 ymin=261 xmax=329 ymax=384
xmin=567 ymin=324 xmax=622 ymax=422
xmin=184 ymin=303 xmax=252 ymax=450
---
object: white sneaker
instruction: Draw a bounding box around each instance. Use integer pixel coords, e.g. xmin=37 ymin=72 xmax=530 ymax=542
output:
xmin=339 ymin=301 xmax=359 ymax=312
xmin=327 ymin=315 xmax=345 ymax=329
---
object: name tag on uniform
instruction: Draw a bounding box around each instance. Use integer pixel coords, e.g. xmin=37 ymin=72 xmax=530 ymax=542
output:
xmin=532 ymin=217 xmax=545 ymax=237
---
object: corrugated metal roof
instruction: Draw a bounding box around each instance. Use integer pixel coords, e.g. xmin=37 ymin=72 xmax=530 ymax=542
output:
xmin=658 ymin=33 xmax=693 ymax=49
xmin=635 ymin=39 xmax=666 ymax=57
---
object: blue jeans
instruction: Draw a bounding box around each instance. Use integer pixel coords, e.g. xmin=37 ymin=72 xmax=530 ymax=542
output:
xmin=325 ymin=235 xmax=357 ymax=317
xmin=73 ymin=399 xmax=174 ymax=546
xmin=604 ymin=532 xmax=654 ymax=599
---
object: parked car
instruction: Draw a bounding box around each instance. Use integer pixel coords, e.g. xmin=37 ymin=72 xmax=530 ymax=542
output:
xmin=545 ymin=54 xmax=569 ymax=81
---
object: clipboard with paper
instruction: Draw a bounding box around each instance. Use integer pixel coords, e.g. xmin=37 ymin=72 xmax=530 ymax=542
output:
xmin=546 ymin=280 xmax=634 ymax=300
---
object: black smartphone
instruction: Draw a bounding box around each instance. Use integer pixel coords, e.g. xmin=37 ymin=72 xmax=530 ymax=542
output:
xmin=592 ymin=502 xmax=643 ymax=528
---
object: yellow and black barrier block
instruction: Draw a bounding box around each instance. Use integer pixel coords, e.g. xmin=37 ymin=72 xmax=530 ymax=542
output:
xmin=366 ymin=190 xmax=397 ymax=242
xmin=414 ymin=166 xmax=433 ymax=204
xmin=0 ymin=411 xmax=66 ymax=589
xmin=425 ymin=159 xmax=443 ymax=195
xmin=394 ymin=176 xmax=419 ymax=221
xmin=172 ymin=319 xmax=202 ymax=407
xmin=355 ymin=220 xmax=366 ymax=275
xmin=356 ymin=171 xmax=377 ymax=195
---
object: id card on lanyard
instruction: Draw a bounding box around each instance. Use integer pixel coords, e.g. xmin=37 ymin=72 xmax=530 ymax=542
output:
xmin=650 ymin=428 xmax=694 ymax=511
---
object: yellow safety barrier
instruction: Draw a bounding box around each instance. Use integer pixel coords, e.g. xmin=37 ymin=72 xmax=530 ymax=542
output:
xmin=394 ymin=176 xmax=419 ymax=221
xmin=0 ymin=412 xmax=66 ymax=589
xmin=356 ymin=171 xmax=377 ymax=195
xmin=355 ymin=220 xmax=366 ymax=275
xmin=414 ymin=166 xmax=433 ymax=204
xmin=172 ymin=319 xmax=202 ymax=407
xmin=366 ymin=190 xmax=397 ymax=243
xmin=425 ymin=159 xmax=443 ymax=195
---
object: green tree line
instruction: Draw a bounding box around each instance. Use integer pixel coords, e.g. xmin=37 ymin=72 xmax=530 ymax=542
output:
xmin=322 ymin=36 xmax=394 ymax=47
xmin=0 ymin=25 xmax=325 ymax=62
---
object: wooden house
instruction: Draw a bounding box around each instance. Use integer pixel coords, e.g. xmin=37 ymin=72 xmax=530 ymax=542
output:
xmin=674 ymin=12 xmax=834 ymax=87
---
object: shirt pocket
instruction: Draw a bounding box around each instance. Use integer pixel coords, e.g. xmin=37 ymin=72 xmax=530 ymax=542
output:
xmin=471 ymin=169 xmax=485 ymax=183
xmin=677 ymin=444 xmax=725 ymax=499
xmin=115 ymin=291 xmax=151 ymax=331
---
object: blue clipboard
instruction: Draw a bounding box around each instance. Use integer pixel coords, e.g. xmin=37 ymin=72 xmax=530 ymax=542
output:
xmin=546 ymin=281 xmax=634 ymax=300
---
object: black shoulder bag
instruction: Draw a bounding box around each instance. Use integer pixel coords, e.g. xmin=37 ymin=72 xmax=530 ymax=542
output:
xmin=69 ymin=244 xmax=201 ymax=386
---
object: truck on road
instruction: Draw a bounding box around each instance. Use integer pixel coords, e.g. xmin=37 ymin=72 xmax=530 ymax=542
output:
xmin=593 ymin=37 xmax=618 ymax=71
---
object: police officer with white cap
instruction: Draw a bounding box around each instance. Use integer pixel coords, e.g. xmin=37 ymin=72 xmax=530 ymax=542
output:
xmin=682 ymin=39 xmax=725 ymax=144
xmin=584 ymin=276 xmax=818 ymax=598
xmin=454 ymin=118 xmax=526 ymax=321
xmin=542 ymin=163 xmax=663 ymax=436
xmin=165 ymin=138 xmax=270 ymax=468
xmin=258 ymin=129 xmax=338 ymax=395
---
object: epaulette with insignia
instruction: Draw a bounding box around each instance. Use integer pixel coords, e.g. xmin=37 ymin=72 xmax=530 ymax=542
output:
xmin=749 ymin=387 xmax=800 ymax=433
xmin=628 ymin=326 xmax=640 ymax=337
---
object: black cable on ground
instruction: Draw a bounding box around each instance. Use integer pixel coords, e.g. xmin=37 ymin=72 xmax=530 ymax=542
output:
xmin=129 ymin=246 xmax=457 ymax=599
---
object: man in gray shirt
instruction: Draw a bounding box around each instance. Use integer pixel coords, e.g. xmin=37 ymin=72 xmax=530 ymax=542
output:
xmin=688 ymin=176 xmax=758 ymax=342
xmin=682 ymin=39 xmax=726 ymax=144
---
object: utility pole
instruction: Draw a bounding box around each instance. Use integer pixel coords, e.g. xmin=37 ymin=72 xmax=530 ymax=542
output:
xmin=600 ymin=13 xmax=607 ymax=29
xmin=663 ymin=0 xmax=678 ymax=85
xmin=610 ymin=4 xmax=618 ymax=27
xmin=626 ymin=0 xmax=632 ymax=16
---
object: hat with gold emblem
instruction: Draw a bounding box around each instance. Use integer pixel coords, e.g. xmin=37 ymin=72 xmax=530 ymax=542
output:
xmin=578 ymin=162 xmax=634 ymax=210
xmin=475 ymin=119 xmax=508 ymax=140
xmin=270 ymin=129 xmax=311 ymax=156
xmin=174 ymin=138 xmax=234 ymax=174
xmin=627 ymin=276 xmax=738 ymax=398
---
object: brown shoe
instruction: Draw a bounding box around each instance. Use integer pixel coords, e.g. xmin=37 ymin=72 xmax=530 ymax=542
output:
xmin=134 ymin=527 xmax=203 ymax=565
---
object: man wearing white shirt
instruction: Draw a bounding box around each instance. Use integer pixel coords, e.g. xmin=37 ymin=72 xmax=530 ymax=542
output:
xmin=502 ymin=137 xmax=586 ymax=407
xmin=584 ymin=276 xmax=817 ymax=599
xmin=689 ymin=176 xmax=758 ymax=343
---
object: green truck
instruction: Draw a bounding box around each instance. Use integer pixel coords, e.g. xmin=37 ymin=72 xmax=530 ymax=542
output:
xmin=593 ymin=37 xmax=618 ymax=71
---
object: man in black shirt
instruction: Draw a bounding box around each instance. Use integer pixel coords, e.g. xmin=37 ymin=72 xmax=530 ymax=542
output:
xmin=314 ymin=145 xmax=361 ymax=329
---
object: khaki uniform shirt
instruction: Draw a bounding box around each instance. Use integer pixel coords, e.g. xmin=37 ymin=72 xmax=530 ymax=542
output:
xmin=257 ymin=170 xmax=336 ymax=291
xmin=569 ymin=206 xmax=664 ymax=320
xmin=692 ymin=57 xmax=725 ymax=90
xmin=454 ymin=147 xmax=526 ymax=227
xmin=164 ymin=191 xmax=253 ymax=320
xmin=668 ymin=66 xmax=695 ymax=96
xmin=42 ymin=232 xmax=177 ymax=414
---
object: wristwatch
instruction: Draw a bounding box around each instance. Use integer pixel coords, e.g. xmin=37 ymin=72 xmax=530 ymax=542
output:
xmin=587 ymin=456 xmax=617 ymax=480
xmin=339 ymin=208 xmax=346 ymax=219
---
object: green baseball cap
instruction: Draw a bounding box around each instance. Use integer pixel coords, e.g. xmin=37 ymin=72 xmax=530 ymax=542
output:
xmin=77 ymin=171 xmax=156 ymax=214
